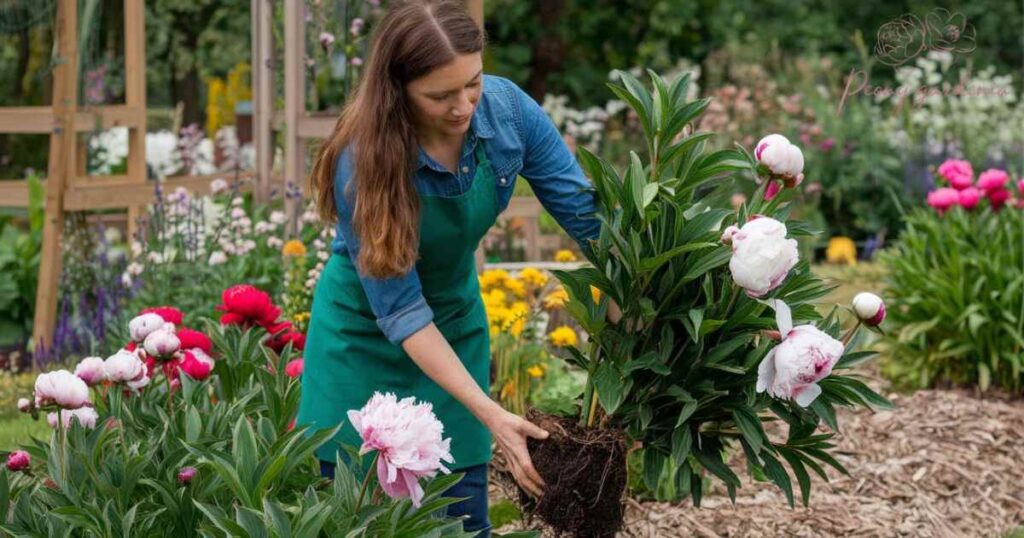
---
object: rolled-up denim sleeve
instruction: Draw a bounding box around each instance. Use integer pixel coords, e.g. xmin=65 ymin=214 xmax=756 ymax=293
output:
xmin=514 ymin=85 xmax=601 ymax=254
xmin=333 ymin=150 xmax=433 ymax=345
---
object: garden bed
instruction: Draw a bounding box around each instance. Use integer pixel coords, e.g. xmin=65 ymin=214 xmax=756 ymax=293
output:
xmin=494 ymin=385 xmax=1024 ymax=537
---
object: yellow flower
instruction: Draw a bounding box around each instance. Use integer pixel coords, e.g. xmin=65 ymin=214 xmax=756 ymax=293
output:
xmin=543 ymin=287 xmax=569 ymax=310
xmin=826 ymin=236 xmax=858 ymax=266
xmin=504 ymin=277 xmax=526 ymax=298
xmin=519 ymin=267 xmax=548 ymax=288
xmin=527 ymin=365 xmax=544 ymax=378
xmin=548 ymin=326 xmax=578 ymax=347
xmin=508 ymin=301 xmax=529 ymax=336
xmin=487 ymin=306 xmax=512 ymax=330
xmin=282 ymin=240 xmax=307 ymax=257
xmin=479 ymin=269 xmax=510 ymax=290
xmin=482 ymin=289 xmax=507 ymax=309
xmin=554 ymin=249 xmax=577 ymax=263
xmin=292 ymin=311 xmax=311 ymax=323
xmin=590 ymin=286 xmax=602 ymax=303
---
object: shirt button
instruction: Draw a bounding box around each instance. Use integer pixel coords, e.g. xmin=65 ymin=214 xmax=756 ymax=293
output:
xmin=499 ymin=177 xmax=506 ymax=185
xmin=461 ymin=166 xmax=469 ymax=173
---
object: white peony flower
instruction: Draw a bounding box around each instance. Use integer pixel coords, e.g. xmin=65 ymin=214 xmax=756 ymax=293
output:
xmin=48 ymin=407 xmax=99 ymax=429
xmin=34 ymin=370 xmax=90 ymax=410
xmin=104 ymin=349 xmax=147 ymax=383
xmin=74 ymin=357 xmax=107 ymax=386
xmin=726 ymin=217 xmax=799 ymax=297
xmin=129 ymin=313 xmax=165 ymax=342
xmin=757 ymin=300 xmax=844 ymax=407
xmin=143 ymin=329 xmax=180 ymax=358
xmin=754 ymin=134 xmax=805 ymax=187
xmin=852 ymin=292 xmax=886 ymax=326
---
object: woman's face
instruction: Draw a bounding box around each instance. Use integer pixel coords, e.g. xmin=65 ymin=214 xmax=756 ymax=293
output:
xmin=406 ymin=53 xmax=483 ymax=140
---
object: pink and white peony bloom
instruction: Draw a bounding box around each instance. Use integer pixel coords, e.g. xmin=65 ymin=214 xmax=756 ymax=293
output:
xmin=74 ymin=356 xmax=107 ymax=386
xmin=129 ymin=312 xmax=165 ymax=342
xmin=104 ymin=349 xmax=147 ymax=383
xmin=851 ymin=292 xmax=886 ymax=326
xmin=757 ymin=300 xmax=844 ymax=407
xmin=47 ymin=406 xmax=99 ymax=429
xmin=17 ymin=398 xmax=31 ymax=413
xmin=755 ymin=134 xmax=805 ymax=187
xmin=726 ymin=217 xmax=799 ymax=297
xmin=347 ymin=392 xmax=454 ymax=508
xmin=144 ymin=328 xmax=180 ymax=358
xmin=34 ymin=370 xmax=90 ymax=409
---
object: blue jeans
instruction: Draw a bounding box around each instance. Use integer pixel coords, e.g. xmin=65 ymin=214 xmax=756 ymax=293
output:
xmin=319 ymin=460 xmax=491 ymax=537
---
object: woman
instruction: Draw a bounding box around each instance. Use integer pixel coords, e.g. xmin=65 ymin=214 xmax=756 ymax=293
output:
xmin=296 ymin=0 xmax=600 ymax=534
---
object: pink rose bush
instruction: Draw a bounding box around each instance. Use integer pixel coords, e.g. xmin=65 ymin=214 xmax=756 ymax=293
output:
xmin=347 ymin=392 xmax=454 ymax=508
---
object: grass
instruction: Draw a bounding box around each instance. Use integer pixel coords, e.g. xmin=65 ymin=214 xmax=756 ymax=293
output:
xmin=0 ymin=417 xmax=49 ymax=451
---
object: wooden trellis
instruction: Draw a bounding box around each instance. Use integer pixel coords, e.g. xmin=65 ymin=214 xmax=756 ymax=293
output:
xmin=5 ymin=0 xmax=506 ymax=350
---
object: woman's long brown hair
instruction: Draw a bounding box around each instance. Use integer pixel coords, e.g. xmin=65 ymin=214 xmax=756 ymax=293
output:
xmin=308 ymin=0 xmax=484 ymax=279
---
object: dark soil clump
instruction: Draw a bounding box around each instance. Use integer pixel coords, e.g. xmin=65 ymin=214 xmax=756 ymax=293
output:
xmin=518 ymin=409 xmax=628 ymax=538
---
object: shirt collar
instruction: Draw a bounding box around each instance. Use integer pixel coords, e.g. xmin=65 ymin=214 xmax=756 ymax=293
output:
xmin=416 ymin=104 xmax=495 ymax=171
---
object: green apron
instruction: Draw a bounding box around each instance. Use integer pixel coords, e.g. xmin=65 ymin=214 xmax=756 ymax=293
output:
xmin=298 ymin=143 xmax=497 ymax=470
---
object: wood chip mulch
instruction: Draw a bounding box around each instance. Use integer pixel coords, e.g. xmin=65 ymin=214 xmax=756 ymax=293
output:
xmin=492 ymin=387 xmax=1024 ymax=537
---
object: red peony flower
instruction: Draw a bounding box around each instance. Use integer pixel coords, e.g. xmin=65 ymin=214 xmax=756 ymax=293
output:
xmin=125 ymin=341 xmax=137 ymax=352
xmin=285 ymin=358 xmax=304 ymax=378
xmin=140 ymin=306 xmax=184 ymax=325
xmin=176 ymin=328 xmax=212 ymax=354
xmin=216 ymin=285 xmax=281 ymax=328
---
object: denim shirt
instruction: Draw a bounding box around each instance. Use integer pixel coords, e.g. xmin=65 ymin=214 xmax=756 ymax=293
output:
xmin=331 ymin=74 xmax=599 ymax=345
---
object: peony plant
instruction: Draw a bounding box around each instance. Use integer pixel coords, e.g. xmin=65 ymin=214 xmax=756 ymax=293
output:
xmin=523 ymin=70 xmax=889 ymax=536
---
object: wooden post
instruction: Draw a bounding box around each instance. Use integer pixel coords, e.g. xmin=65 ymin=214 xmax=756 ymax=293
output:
xmin=124 ymin=0 xmax=147 ymax=240
xmin=251 ymin=0 xmax=274 ymax=203
xmin=33 ymin=0 xmax=78 ymax=356
xmin=283 ymin=0 xmax=305 ymax=234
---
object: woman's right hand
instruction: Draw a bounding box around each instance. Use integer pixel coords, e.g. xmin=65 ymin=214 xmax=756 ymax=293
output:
xmin=485 ymin=407 xmax=549 ymax=498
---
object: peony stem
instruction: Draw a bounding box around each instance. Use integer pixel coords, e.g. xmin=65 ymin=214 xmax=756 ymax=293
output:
xmin=841 ymin=320 xmax=862 ymax=347
xmin=354 ymin=452 xmax=379 ymax=512
xmin=586 ymin=386 xmax=600 ymax=428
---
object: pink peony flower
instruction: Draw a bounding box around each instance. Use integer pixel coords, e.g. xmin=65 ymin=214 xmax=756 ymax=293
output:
xmin=937 ymin=159 xmax=973 ymax=190
xmin=6 ymin=450 xmax=30 ymax=472
xmin=47 ymin=406 xmax=99 ymax=429
xmin=34 ymin=370 xmax=90 ymax=410
xmin=74 ymin=356 xmax=107 ymax=386
xmin=129 ymin=313 xmax=165 ymax=342
xmin=852 ymin=292 xmax=886 ymax=326
xmin=144 ymin=328 xmax=180 ymax=358
xmin=178 ymin=466 xmax=197 ymax=485
xmin=926 ymin=188 xmax=958 ymax=213
xmin=957 ymin=186 xmax=981 ymax=210
xmin=347 ymin=392 xmax=453 ymax=508
xmin=1018 ymin=178 xmax=1024 ymax=194
xmin=754 ymin=134 xmax=804 ymax=187
xmin=756 ymin=300 xmax=844 ymax=407
xmin=285 ymin=358 xmax=304 ymax=378
xmin=727 ymin=217 xmax=799 ymax=297
xmin=16 ymin=398 xmax=31 ymax=413
xmin=977 ymin=169 xmax=1009 ymax=193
